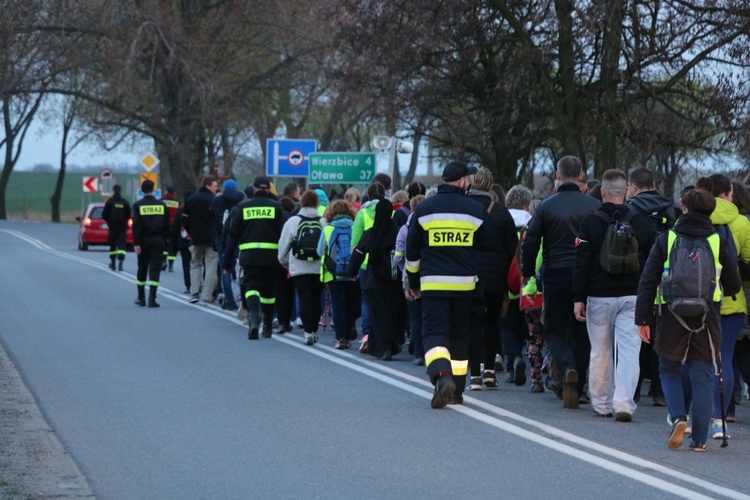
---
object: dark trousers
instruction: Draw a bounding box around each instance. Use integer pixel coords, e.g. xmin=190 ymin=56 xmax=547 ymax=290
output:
xmin=242 ymin=265 xmax=282 ymax=327
xmin=543 ymin=279 xmax=590 ymax=395
xmin=275 ymin=270 xmax=295 ymax=328
xmin=499 ymin=296 xmax=525 ymax=374
xmin=469 ymin=291 xmax=503 ymax=376
xmin=423 ymin=294 xmax=472 ymax=392
xmin=136 ymin=237 xmax=165 ymax=286
xmin=366 ymin=286 xmax=407 ymax=357
xmin=329 ymin=281 xmax=359 ymax=341
xmin=179 ymin=243 xmax=191 ymax=289
xmin=108 ymin=223 xmax=127 ymax=261
xmin=292 ymin=274 xmax=323 ymax=334
xmin=408 ymin=298 xmax=424 ymax=358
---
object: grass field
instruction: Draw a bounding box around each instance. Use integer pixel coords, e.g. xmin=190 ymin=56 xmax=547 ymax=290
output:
xmin=5 ymin=171 xmax=253 ymax=222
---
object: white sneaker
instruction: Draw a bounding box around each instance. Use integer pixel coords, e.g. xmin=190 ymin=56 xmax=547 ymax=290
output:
xmin=295 ymin=318 xmax=303 ymax=328
xmin=304 ymin=332 xmax=315 ymax=346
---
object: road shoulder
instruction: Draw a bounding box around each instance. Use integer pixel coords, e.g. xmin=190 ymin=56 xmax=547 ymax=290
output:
xmin=0 ymin=342 xmax=93 ymax=498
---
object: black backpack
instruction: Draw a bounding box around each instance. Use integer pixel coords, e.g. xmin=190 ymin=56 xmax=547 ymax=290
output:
xmin=660 ymin=231 xmax=719 ymax=332
xmin=291 ymin=215 xmax=322 ymax=261
xmin=597 ymin=210 xmax=640 ymax=275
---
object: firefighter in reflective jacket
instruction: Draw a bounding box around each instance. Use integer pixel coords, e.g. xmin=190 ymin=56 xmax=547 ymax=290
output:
xmin=405 ymin=162 xmax=491 ymax=408
xmin=101 ymin=184 xmax=131 ymax=271
xmin=132 ymin=179 xmax=170 ymax=308
xmin=224 ymin=176 xmax=285 ymax=340
xmin=161 ymin=186 xmax=181 ymax=272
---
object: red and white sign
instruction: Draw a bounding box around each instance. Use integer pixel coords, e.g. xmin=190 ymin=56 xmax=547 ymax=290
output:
xmin=287 ymin=149 xmax=305 ymax=167
xmin=82 ymin=176 xmax=98 ymax=193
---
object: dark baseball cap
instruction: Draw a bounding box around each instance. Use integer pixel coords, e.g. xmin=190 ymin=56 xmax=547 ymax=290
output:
xmin=253 ymin=176 xmax=271 ymax=189
xmin=442 ymin=162 xmax=477 ymax=182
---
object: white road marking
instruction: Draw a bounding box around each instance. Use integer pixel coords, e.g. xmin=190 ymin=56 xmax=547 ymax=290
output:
xmin=3 ymin=228 xmax=748 ymax=500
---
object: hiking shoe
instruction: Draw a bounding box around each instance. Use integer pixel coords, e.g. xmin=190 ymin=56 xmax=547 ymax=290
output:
xmin=304 ymin=332 xmax=315 ymax=346
xmin=667 ymin=414 xmax=692 ymax=436
xmin=689 ymin=440 xmax=707 ymax=452
xmin=468 ymin=377 xmax=483 ymax=391
xmin=275 ymin=324 xmax=293 ymax=334
xmin=531 ymin=382 xmax=544 ymax=393
xmin=108 ymin=262 xmax=116 ymax=270
xmin=563 ymin=369 xmax=579 ymax=409
xmin=261 ymin=326 xmax=273 ymax=339
xmin=431 ymin=375 xmax=456 ymax=409
xmin=504 ymin=370 xmax=514 ymax=383
xmin=188 ymin=294 xmax=200 ymax=304
xmin=711 ymin=419 xmax=730 ymax=440
xmin=615 ymin=412 xmax=632 ymax=422
xmin=494 ymin=354 xmax=504 ymax=372
xmin=482 ymin=370 xmax=499 ymax=388
xmin=513 ymin=357 xmax=527 ymax=386
xmin=248 ymin=327 xmax=259 ymax=340
xmin=381 ymin=350 xmax=393 ymax=361
xmin=448 ymin=394 xmax=463 ymax=405
xmin=334 ymin=339 xmax=346 ymax=349
xmin=359 ymin=335 xmax=369 ymax=354
xmin=668 ymin=416 xmax=688 ymax=449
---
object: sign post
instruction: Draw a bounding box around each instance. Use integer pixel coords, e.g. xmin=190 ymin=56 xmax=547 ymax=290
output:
xmin=266 ymin=139 xmax=317 ymax=177
xmin=138 ymin=152 xmax=161 ymax=200
xmin=308 ymin=153 xmax=376 ymax=184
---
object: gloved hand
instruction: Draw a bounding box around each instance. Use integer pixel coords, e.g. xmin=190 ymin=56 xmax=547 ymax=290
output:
xmin=522 ymin=278 xmax=538 ymax=296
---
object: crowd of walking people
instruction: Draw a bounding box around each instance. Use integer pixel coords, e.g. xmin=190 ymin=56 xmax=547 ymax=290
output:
xmin=109 ymin=156 xmax=750 ymax=452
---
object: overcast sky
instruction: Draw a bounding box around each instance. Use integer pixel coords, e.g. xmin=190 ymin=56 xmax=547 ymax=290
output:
xmin=14 ymin=119 xmax=143 ymax=171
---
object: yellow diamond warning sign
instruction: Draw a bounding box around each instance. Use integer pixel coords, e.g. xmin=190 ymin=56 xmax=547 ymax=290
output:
xmin=140 ymin=152 xmax=160 ymax=172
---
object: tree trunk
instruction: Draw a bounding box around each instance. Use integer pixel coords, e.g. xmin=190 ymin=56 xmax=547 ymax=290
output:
xmin=403 ymin=129 xmax=423 ymax=185
xmin=594 ymin=0 xmax=624 ymax=179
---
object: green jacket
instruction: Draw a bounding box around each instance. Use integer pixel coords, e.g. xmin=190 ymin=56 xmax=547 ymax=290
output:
xmin=710 ymin=197 xmax=750 ymax=315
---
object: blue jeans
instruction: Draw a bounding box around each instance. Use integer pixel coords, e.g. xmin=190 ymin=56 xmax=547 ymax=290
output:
xmin=714 ymin=313 xmax=744 ymax=419
xmin=660 ymin=357 xmax=713 ymax=443
xmin=328 ymin=281 xmax=358 ymax=341
xmin=217 ymin=246 xmax=238 ymax=308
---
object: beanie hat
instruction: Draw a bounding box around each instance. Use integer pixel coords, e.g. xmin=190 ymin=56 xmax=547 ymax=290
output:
xmin=223 ymin=179 xmax=237 ymax=192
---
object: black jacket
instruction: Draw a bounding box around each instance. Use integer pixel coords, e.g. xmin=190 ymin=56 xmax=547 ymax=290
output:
xmin=226 ymin=192 xmax=285 ymax=269
xmin=132 ymin=195 xmax=169 ymax=245
xmin=467 ymin=190 xmax=518 ymax=294
xmin=522 ymin=183 xmax=601 ymax=279
xmin=183 ymin=186 xmax=215 ymax=247
xmin=210 ymin=188 xmax=245 ymax=247
xmin=572 ymin=203 xmax=653 ymax=301
xmin=405 ymin=184 xmax=492 ymax=296
xmin=102 ymin=193 xmax=131 ymax=226
xmin=627 ymin=190 xmax=680 ymax=236
xmin=636 ymin=212 xmax=741 ymax=363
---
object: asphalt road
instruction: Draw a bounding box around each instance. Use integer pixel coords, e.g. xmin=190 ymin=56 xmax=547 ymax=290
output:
xmin=2 ymin=220 xmax=750 ymax=499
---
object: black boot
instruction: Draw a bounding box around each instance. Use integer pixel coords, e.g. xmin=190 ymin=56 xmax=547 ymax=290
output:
xmin=248 ymin=305 xmax=260 ymax=340
xmin=134 ymin=285 xmax=146 ymax=306
xmin=168 ymin=260 xmax=174 ymax=272
xmin=109 ymin=256 xmax=116 ymax=270
xmin=147 ymin=286 xmax=160 ymax=308
xmin=118 ymin=260 xmax=124 ymax=271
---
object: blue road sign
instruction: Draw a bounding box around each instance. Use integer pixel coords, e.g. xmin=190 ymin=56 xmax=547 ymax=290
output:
xmin=137 ymin=189 xmax=161 ymax=200
xmin=266 ymin=139 xmax=317 ymax=177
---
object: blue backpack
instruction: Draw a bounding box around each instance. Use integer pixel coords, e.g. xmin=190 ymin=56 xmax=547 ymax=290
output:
xmin=325 ymin=226 xmax=352 ymax=279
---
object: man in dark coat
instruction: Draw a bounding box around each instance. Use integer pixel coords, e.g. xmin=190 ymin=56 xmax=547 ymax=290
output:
xmin=183 ymin=176 xmax=218 ymax=304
